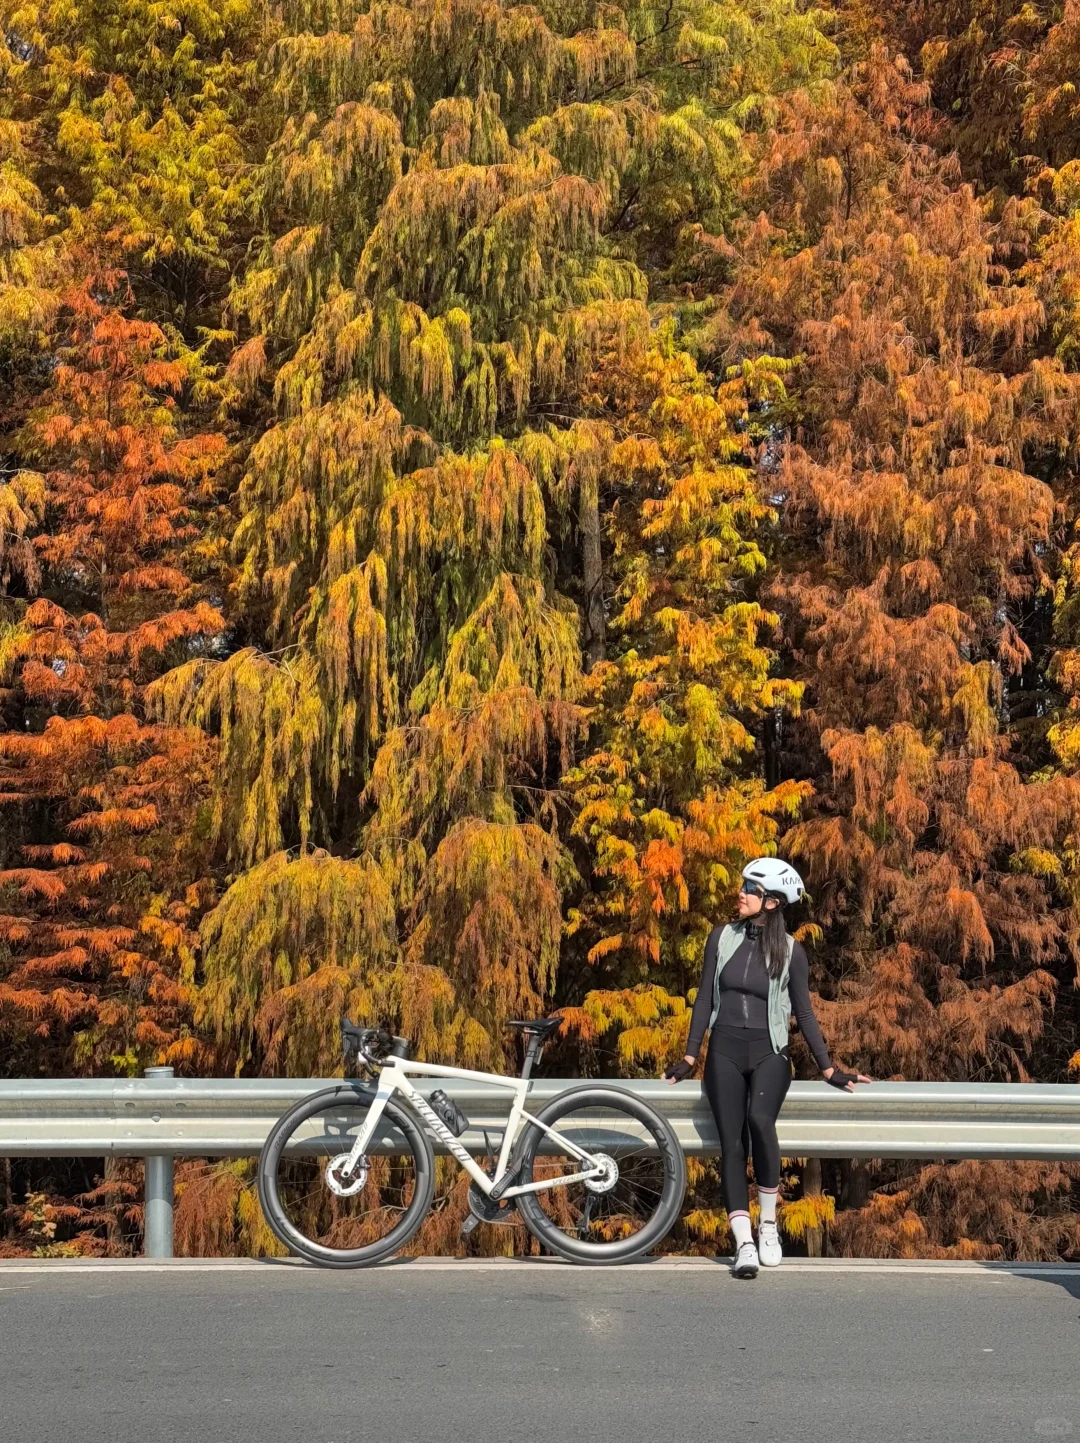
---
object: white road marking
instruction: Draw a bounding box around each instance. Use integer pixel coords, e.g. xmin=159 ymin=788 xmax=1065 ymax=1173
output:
xmin=0 ymin=1258 xmax=1075 ymax=1276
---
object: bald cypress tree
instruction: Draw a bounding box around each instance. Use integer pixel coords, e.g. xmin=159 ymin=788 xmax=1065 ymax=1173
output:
xmin=152 ymin=0 xmax=836 ymax=1074
xmin=707 ymin=40 xmax=1080 ymax=1258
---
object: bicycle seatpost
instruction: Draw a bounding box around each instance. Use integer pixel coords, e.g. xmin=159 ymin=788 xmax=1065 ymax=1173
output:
xmin=519 ymin=1032 xmax=543 ymax=1081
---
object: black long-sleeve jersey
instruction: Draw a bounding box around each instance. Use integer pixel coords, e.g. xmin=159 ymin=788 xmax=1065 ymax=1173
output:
xmin=685 ymin=924 xmax=832 ymax=1072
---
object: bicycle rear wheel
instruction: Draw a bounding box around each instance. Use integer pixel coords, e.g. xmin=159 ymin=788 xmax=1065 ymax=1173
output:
xmin=257 ymin=1083 xmax=435 ymax=1268
xmin=513 ymin=1086 xmax=686 ymax=1262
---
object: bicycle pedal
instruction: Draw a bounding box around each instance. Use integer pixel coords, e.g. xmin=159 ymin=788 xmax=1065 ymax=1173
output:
xmin=460 ymin=1214 xmax=481 ymax=1238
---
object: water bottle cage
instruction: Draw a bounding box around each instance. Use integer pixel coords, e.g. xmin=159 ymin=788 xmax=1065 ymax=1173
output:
xmin=428 ymin=1089 xmax=469 ymax=1137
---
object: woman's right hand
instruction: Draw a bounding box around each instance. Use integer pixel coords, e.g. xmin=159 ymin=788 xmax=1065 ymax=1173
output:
xmin=664 ymin=1056 xmax=695 ymax=1084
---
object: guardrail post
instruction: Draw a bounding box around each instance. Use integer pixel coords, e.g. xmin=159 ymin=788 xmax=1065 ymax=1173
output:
xmin=143 ymin=1066 xmax=175 ymax=1259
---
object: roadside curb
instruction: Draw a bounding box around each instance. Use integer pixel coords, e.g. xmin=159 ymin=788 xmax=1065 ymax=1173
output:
xmin=2 ymin=1256 xmax=1078 ymax=1275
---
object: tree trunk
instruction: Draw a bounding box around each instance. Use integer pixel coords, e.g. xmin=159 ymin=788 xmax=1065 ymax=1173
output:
xmin=803 ymin=1156 xmax=823 ymax=1258
xmin=104 ymin=1156 xmax=123 ymax=1257
xmin=841 ymin=1158 xmax=871 ymax=1210
xmin=764 ymin=706 xmax=782 ymax=789
xmin=1 ymin=1156 xmax=11 ymax=1236
xmin=580 ymin=478 xmax=606 ymax=671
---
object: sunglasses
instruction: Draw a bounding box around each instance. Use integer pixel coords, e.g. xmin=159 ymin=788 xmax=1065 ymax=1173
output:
xmin=738 ymin=881 xmax=767 ymax=900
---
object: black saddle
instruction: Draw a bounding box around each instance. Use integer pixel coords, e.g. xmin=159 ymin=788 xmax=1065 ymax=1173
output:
xmin=506 ymin=1018 xmax=561 ymax=1037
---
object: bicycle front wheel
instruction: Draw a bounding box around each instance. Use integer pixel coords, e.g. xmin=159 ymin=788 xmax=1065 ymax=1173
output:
xmin=257 ymin=1083 xmax=435 ymax=1268
xmin=513 ymin=1086 xmax=686 ymax=1262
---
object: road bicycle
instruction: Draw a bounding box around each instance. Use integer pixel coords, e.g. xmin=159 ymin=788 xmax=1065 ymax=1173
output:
xmin=257 ymin=1017 xmax=687 ymax=1267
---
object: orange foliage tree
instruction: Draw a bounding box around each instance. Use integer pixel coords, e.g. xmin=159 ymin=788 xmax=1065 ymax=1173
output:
xmin=0 ymin=284 xmax=230 ymax=1252
xmin=0 ymin=279 xmax=230 ymax=1101
xmin=703 ymin=41 xmax=1080 ymax=1252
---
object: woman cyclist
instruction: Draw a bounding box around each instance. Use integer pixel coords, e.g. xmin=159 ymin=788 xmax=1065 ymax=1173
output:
xmin=664 ymin=857 xmax=871 ymax=1278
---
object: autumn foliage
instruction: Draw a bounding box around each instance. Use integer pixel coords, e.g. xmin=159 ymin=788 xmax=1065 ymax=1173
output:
xmin=2 ymin=0 xmax=1080 ymax=1258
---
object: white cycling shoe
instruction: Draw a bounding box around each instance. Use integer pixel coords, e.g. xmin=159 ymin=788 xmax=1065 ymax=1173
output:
xmin=732 ymin=1240 xmax=760 ymax=1278
xmin=757 ymin=1221 xmax=782 ymax=1268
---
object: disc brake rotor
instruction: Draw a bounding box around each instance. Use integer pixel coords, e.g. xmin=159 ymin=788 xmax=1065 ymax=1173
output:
xmin=325 ymin=1152 xmax=369 ymax=1197
xmin=583 ymin=1152 xmax=619 ymax=1194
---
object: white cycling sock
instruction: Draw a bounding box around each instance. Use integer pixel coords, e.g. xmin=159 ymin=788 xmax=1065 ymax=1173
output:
xmin=729 ymin=1212 xmax=753 ymax=1249
xmin=758 ymin=1187 xmax=779 ymax=1227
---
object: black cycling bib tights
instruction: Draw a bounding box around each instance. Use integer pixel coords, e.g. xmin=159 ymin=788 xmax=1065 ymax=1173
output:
xmin=705 ymin=1027 xmax=790 ymax=1213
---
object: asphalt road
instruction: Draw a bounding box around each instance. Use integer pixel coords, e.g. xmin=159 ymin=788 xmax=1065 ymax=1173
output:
xmin=1 ymin=1257 xmax=1078 ymax=1443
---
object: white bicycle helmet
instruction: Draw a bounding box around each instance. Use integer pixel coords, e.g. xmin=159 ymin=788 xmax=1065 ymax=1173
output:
xmin=740 ymin=857 xmax=805 ymax=905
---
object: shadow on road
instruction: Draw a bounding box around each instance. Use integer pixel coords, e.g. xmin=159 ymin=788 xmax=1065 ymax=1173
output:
xmin=1017 ymin=1268 xmax=1080 ymax=1304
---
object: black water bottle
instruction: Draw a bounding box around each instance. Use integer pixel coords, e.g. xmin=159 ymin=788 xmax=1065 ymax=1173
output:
xmin=429 ymin=1089 xmax=469 ymax=1136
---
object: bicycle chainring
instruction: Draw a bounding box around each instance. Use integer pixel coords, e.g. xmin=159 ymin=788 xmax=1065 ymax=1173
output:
xmin=467 ymin=1182 xmax=519 ymax=1225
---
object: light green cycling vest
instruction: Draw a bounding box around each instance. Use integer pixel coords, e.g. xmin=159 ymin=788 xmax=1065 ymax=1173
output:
xmin=707 ymin=921 xmax=795 ymax=1055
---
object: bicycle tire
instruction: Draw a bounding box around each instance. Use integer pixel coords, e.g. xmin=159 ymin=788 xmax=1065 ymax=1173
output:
xmin=257 ymin=1082 xmax=436 ymax=1268
xmin=513 ymin=1085 xmax=686 ymax=1263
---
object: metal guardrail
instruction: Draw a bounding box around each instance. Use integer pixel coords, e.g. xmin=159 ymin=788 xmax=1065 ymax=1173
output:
xmin=3 ymin=1071 xmax=1079 ymax=1256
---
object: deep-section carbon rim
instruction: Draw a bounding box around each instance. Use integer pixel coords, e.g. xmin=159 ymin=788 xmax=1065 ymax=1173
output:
xmin=257 ymin=1083 xmax=435 ymax=1268
xmin=513 ymin=1085 xmax=686 ymax=1262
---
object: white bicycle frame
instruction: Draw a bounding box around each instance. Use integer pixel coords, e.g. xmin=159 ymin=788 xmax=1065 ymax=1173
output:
xmin=337 ymin=1055 xmax=608 ymax=1198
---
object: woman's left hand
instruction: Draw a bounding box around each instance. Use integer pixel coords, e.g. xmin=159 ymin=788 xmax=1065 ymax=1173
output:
xmin=823 ymin=1066 xmax=872 ymax=1092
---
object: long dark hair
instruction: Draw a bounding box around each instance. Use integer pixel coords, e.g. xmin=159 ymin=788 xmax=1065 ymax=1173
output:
xmin=759 ymin=894 xmax=789 ymax=980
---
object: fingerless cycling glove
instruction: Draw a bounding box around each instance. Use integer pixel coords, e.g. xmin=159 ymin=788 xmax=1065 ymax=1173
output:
xmin=664 ymin=1059 xmax=694 ymax=1082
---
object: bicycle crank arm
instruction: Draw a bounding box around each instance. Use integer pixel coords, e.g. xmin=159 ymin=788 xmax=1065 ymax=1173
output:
xmin=576 ymin=1193 xmax=597 ymax=1240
